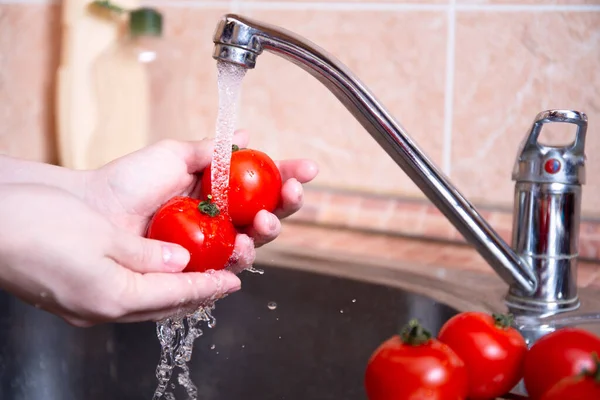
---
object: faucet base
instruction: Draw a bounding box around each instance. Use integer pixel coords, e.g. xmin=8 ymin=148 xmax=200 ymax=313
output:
xmin=505 ymin=294 xmax=580 ymax=317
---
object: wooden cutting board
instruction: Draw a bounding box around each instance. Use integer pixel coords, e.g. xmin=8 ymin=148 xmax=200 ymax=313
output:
xmin=56 ymin=0 xmax=141 ymax=170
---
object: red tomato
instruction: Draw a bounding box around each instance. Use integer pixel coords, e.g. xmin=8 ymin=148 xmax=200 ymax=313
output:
xmin=364 ymin=319 xmax=468 ymax=400
xmin=524 ymin=327 xmax=600 ymax=400
xmin=437 ymin=311 xmax=527 ymax=400
xmin=146 ymin=196 xmax=236 ymax=273
xmin=201 ymin=145 xmax=282 ymax=227
xmin=540 ymin=353 xmax=600 ymax=400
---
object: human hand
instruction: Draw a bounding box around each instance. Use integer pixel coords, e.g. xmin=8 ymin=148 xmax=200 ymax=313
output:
xmin=84 ymin=130 xmax=319 ymax=272
xmin=0 ymin=184 xmax=240 ymax=327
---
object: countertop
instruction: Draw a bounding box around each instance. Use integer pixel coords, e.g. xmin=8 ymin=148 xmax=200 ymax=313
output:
xmin=256 ymin=221 xmax=600 ymax=331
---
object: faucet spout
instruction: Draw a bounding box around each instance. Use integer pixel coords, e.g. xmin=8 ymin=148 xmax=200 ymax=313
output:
xmin=212 ymin=14 xmax=538 ymax=295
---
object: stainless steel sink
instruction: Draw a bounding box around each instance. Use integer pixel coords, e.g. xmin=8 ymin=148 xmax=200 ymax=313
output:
xmin=0 ymin=263 xmax=459 ymax=400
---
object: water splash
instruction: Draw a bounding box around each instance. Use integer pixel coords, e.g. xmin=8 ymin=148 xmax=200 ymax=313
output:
xmin=245 ymin=266 xmax=265 ymax=275
xmin=152 ymin=305 xmax=216 ymax=400
xmin=210 ymin=61 xmax=247 ymax=211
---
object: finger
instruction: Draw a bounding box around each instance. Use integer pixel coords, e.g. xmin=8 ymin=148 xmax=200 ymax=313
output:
xmin=121 ymin=270 xmax=241 ymax=314
xmin=158 ymin=138 xmax=214 ymax=174
xmin=275 ymin=159 xmax=319 ymax=183
xmin=115 ymin=301 xmax=228 ymax=323
xmin=274 ymin=178 xmax=304 ymax=219
xmin=244 ymin=209 xmax=281 ymax=247
xmin=112 ymin=233 xmax=192 ymax=274
xmin=227 ymin=234 xmax=257 ymax=274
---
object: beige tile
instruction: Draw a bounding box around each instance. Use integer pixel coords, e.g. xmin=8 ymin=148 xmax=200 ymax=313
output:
xmin=577 ymin=263 xmax=600 ymax=288
xmin=147 ymin=6 xmax=233 ymax=142
xmin=0 ymin=4 xmax=61 ymax=163
xmin=236 ymin=9 xmax=447 ymax=199
xmin=451 ymin=11 xmax=600 ymax=216
xmin=242 ymin=0 xmax=447 ymax=3
xmin=458 ymin=0 xmax=599 ymax=4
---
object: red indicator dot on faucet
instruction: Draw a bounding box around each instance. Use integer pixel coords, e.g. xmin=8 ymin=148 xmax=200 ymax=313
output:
xmin=544 ymin=158 xmax=561 ymax=174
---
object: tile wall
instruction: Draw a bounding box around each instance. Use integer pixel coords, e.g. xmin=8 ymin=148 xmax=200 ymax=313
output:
xmin=1 ymin=0 xmax=600 ymax=258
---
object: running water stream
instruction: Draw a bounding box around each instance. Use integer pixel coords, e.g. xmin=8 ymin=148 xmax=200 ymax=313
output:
xmin=152 ymin=61 xmax=247 ymax=400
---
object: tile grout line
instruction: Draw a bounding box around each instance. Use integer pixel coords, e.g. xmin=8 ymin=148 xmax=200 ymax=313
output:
xmin=139 ymin=1 xmax=600 ymax=12
xmin=143 ymin=1 xmax=229 ymax=8
xmin=456 ymin=4 xmax=600 ymax=12
xmin=3 ymin=0 xmax=600 ymax=11
xmin=144 ymin=1 xmax=447 ymax=11
xmin=442 ymin=0 xmax=456 ymax=177
xmin=0 ymin=0 xmax=57 ymax=4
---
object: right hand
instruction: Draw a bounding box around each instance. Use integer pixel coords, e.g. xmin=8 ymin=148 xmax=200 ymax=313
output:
xmin=0 ymin=184 xmax=241 ymax=327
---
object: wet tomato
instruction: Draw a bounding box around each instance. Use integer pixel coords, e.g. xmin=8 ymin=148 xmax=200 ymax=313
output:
xmin=437 ymin=312 xmax=527 ymax=400
xmin=146 ymin=195 xmax=236 ymax=273
xmin=201 ymin=145 xmax=282 ymax=227
xmin=524 ymin=327 xmax=600 ymax=400
xmin=540 ymin=353 xmax=600 ymax=400
xmin=364 ymin=319 xmax=468 ymax=400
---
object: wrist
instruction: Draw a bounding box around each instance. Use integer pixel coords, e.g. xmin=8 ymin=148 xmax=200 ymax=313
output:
xmin=0 ymin=156 xmax=91 ymax=199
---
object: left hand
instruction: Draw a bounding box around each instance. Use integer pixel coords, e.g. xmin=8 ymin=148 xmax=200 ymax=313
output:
xmin=83 ymin=130 xmax=319 ymax=272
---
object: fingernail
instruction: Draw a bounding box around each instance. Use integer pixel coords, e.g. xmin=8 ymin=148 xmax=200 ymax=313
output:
xmin=268 ymin=213 xmax=278 ymax=231
xmin=162 ymin=245 xmax=190 ymax=270
xmin=226 ymin=284 xmax=241 ymax=294
xmin=224 ymin=275 xmax=242 ymax=294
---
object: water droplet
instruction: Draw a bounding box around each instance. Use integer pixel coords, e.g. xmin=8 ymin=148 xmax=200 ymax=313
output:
xmin=246 ymin=266 xmax=265 ymax=275
xmin=267 ymin=301 xmax=277 ymax=310
xmin=216 ymin=351 xmax=219 ymax=355
xmin=40 ymin=292 xmax=48 ymax=298
xmin=278 ymin=336 xmax=282 ymax=339
xmin=210 ymin=344 xmax=216 ymax=350
xmin=208 ymin=314 xmax=217 ymax=328
xmin=352 ymin=299 xmax=357 ymax=303
xmin=242 ymin=345 xmax=245 ymax=348
xmin=276 ymin=318 xmax=279 ymax=321
xmin=340 ymin=310 xmax=344 ymax=314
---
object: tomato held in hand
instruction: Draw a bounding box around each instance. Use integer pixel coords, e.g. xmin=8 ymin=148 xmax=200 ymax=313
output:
xmin=146 ymin=196 xmax=237 ymax=273
xmin=524 ymin=327 xmax=600 ymax=400
xmin=437 ymin=311 xmax=527 ymax=400
xmin=201 ymin=145 xmax=282 ymax=227
xmin=540 ymin=353 xmax=600 ymax=400
xmin=364 ymin=319 xmax=468 ymax=400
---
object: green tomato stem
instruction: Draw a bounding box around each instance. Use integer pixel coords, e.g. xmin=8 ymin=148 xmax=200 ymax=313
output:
xmin=198 ymin=195 xmax=220 ymax=217
xmin=399 ymin=319 xmax=432 ymax=346
xmin=581 ymin=352 xmax=600 ymax=384
xmin=492 ymin=313 xmax=514 ymax=330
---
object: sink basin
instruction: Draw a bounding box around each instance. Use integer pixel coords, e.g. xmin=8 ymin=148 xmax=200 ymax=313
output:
xmin=0 ymin=264 xmax=458 ymax=400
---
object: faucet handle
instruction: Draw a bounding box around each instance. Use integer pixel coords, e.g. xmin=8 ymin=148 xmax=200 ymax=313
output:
xmin=512 ymin=109 xmax=588 ymax=185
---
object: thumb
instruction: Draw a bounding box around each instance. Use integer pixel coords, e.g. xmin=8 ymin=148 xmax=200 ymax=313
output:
xmin=112 ymin=233 xmax=192 ymax=273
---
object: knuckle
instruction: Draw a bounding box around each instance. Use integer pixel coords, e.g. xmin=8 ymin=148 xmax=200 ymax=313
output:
xmin=97 ymin=300 xmax=127 ymax=321
xmin=139 ymin=240 xmax=160 ymax=268
xmin=156 ymin=138 xmax=179 ymax=150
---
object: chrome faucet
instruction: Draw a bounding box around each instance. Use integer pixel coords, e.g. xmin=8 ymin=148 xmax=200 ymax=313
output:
xmin=211 ymin=14 xmax=589 ymax=341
